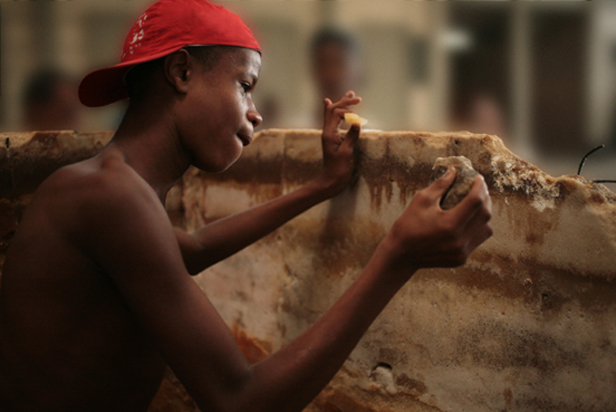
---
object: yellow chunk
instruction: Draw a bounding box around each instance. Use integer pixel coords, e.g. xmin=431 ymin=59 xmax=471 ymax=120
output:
xmin=344 ymin=112 xmax=368 ymax=126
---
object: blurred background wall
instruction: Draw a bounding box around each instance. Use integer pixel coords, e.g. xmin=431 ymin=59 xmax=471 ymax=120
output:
xmin=1 ymin=0 xmax=615 ymax=179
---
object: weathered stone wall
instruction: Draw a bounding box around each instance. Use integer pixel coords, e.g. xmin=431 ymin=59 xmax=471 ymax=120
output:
xmin=184 ymin=129 xmax=616 ymax=412
xmin=2 ymin=129 xmax=616 ymax=411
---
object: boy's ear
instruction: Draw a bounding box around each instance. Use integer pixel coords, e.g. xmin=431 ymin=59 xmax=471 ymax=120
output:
xmin=164 ymin=49 xmax=192 ymax=94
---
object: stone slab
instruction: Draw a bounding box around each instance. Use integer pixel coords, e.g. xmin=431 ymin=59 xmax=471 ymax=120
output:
xmin=183 ymin=129 xmax=616 ymax=412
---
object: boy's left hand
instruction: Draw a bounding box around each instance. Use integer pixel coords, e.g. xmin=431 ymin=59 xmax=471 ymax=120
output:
xmin=317 ymin=91 xmax=362 ymax=197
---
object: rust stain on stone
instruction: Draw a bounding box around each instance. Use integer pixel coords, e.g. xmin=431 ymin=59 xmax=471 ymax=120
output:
xmin=281 ymin=158 xmax=322 ymax=186
xmin=503 ymin=387 xmax=513 ymax=407
xmin=454 ymin=319 xmax=587 ymax=373
xmin=284 ymin=218 xmax=386 ymax=280
xmin=432 ymin=251 xmax=616 ymax=315
xmin=360 ymin=156 xmax=429 ymax=211
xmin=231 ymin=323 xmax=272 ymax=364
xmin=310 ymin=368 xmax=443 ymax=412
xmin=312 ymin=389 xmax=394 ymax=412
xmin=395 ymin=373 xmax=428 ymax=396
xmin=525 ymin=261 xmax=616 ymax=315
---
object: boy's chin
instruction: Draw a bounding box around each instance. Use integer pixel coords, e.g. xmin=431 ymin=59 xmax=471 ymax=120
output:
xmin=194 ymin=155 xmax=241 ymax=174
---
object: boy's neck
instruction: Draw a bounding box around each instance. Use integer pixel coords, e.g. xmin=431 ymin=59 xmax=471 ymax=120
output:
xmin=109 ymin=104 xmax=191 ymax=203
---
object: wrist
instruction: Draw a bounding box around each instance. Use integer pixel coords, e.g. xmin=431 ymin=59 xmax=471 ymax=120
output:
xmin=371 ymin=234 xmax=418 ymax=285
xmin=308 ymin=175 xmax=341 ymax=200
xmin=289 ymin=179 xmax=334 ymax=210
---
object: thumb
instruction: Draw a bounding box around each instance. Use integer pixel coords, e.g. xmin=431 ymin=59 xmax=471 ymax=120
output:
xmin=428 ymin=166 xmax=456 ymax=200
xmin=341 ymin=124 xmax=360 ymax=148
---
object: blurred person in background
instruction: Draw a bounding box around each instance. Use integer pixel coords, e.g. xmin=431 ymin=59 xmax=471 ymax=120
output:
xmin=311 ymin=27 xmax=361 ymax=110
xmin=21 ymin=68 xmax=83 ymax=132
xmin=290 ymin=26 xmax=364 ymax=129
xmin=450 ymin=89 xmax=508 ymax=141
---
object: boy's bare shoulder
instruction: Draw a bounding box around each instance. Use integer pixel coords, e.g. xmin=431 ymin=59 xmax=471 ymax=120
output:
xmin=34 ymin=150 xmax=164 ymax=241
xmin=47 ymin=150 xmax=150 ymax=199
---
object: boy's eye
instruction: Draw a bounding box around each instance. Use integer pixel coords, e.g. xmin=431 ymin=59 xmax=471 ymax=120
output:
xmin=241 ymin=82 xmax=251 ymax=93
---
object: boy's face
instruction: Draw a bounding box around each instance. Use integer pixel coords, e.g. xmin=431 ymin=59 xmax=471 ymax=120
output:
xmin=177 ymin=47 xmax=262 ymax=173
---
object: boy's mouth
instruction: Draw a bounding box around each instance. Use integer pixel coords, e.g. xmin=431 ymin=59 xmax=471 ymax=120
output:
xmin=237 ymin=133 xmax=252 ymax=146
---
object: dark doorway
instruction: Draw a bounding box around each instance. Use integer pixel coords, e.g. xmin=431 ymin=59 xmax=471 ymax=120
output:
xmin=531 ymin=9 xmax=589 ymax=156
xmin=449 ymin=3 xmax=511 ymax=140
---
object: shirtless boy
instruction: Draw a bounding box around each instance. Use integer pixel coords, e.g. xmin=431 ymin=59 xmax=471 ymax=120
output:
xmin=0 ymin=1 xmax=492 ymax=411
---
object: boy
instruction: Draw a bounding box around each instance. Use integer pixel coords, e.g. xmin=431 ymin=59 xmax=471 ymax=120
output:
xmin=0 ymin=0 xmax=492 ymax=411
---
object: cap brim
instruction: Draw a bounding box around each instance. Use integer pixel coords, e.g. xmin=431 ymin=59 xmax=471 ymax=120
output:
xmin=78 ymin=47 xmax=183 ymax=108
xmin=78 ymin=64 xmax=132 ymax=108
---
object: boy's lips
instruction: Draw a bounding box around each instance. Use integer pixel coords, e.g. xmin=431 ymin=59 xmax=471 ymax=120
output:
xmin=237 ymin=133 xmax=252 ymax=146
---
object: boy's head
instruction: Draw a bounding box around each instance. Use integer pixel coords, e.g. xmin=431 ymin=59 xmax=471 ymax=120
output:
xmin=123 ymin=45 xmax=234 ymax=103
xmin=78 ymin=0 xmax=260 ymax=107
xmin=160 ymin=44 xmax=262 ymax=172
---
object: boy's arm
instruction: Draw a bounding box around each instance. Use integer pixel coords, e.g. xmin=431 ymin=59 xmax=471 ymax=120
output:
xmin=176 ymin=92 xmax=362 ymax=274
xmin=86 ymin=162 xmax=491 ymax=412
xmin=214 ymin=170 xmax=493 ymax=412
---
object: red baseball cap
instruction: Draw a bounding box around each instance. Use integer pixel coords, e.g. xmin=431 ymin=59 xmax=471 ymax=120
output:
xmin=78 ymin=0 xmax=260 ymax=107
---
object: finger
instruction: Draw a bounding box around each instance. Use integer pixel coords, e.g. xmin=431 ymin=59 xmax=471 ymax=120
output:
xmin=449 ymin=175 xmax=491 ymax=228
xmin=323 ymin=107 xmax=360 ymax=137
xmin=323 ymin=103 xmax=360 ymax=134
xmin=343 ymin=96 xmax=362 ymax=107
xmin=462 ymin=195 xmax=492 ymax=238
xmin=424 ymin=167 xmax=456 ymax=204
xmin=333 ymin=99 xmax=362 ymax=114
xmin=333 ymin=107 xmax=358 ymax=121
xmin=340 ymin=124 xmax=360 ymax=149
xmin=342 ymin=90 xmax=355 ymax=100
xmin=327 ymin=94 xmax=362 ymax=110
xmin=322 ymin=98 xmax=333 ymax=119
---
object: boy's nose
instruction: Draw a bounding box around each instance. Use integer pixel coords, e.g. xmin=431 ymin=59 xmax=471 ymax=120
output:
xmin=248 ymin=108 xmax=263 ymax=128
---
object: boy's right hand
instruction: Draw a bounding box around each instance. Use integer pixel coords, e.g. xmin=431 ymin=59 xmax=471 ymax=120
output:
xmin=314 ymin=91 xmax=362 ymax=198
xmin=381 ymin=167 xmax=493 ymax=278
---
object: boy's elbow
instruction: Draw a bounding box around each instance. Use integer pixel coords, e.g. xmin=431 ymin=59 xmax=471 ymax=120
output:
xmin=184 ymin=255 xmax=220 ymax=275
xmin=193 ymin=366 xmax=258 ymax=412
xmin=186 ymin=262 xmax=206 ymax=276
